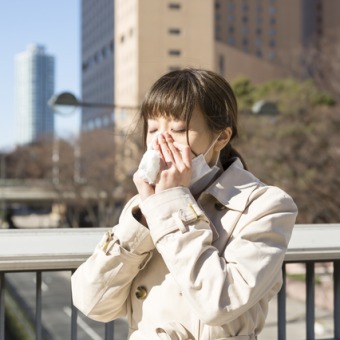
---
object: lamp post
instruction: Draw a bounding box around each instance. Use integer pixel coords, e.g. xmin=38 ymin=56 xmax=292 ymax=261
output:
xmin=48 ymin=92 xmax=86 ymax=185
xmin=0 ymin=154 xmax=6 ymax=228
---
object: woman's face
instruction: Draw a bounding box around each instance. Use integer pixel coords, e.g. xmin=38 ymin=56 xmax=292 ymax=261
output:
xmin=146 ymin=107 xmax=218 ymax=165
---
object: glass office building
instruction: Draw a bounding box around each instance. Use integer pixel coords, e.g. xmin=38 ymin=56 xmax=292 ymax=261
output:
xmin=15 ymin=44 xmax=55 ymax=145
xmin=81 ymin=0 xmax=114 ymax=131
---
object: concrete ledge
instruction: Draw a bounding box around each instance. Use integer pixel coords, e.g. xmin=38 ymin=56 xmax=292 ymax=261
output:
xmin=286 ymin=224 xmax=340 ymax=262
xmin=0 ymin=228 xmax=107 ymax=271
xmin=0 ymin=224 xmax=340 ymax=271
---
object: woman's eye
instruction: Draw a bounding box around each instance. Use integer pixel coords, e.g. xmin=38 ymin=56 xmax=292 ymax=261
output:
xmin=148 ymin=129 xmax=157 ymax=134
xmin=171 ymin=129 xmax=186 ymax=134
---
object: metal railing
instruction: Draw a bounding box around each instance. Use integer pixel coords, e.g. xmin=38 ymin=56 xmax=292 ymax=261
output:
xmin=278 ymin=224 xmax=340 ymax=340
xmin=0 ymin=224 xmax=339 ymax=340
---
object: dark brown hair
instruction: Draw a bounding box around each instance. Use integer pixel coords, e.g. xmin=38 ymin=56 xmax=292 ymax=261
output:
xmin=140 ymin=68 xmax=247 ymax=170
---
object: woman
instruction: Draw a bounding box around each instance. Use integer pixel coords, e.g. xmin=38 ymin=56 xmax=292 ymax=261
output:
xmin=72 ymin=69 xmax=298 ymax=339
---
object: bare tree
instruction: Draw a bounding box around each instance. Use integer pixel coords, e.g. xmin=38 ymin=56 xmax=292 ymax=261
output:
xmin=236 ymin=101 xmax=340 ymax=224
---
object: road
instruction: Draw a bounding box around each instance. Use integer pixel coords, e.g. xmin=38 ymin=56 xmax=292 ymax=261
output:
xmin=5 ymin=271 xmax=128 ymax=340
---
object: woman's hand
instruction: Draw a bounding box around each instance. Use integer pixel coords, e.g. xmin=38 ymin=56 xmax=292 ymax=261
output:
xmin=155 ymin=133 xmax=192 ymax=194
xmin=133 ymin=132 xmax=192 ymax=200
xmin=133 ymin=170 xmax=155 ymax=201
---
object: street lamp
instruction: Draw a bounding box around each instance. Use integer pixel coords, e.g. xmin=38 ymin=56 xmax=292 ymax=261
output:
xmin=48 ymin=91 xmax=137 ymax=115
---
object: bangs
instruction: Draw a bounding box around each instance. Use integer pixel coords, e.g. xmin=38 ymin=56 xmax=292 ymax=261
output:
xmin=140 ymin=70 xmax=201 ymax=122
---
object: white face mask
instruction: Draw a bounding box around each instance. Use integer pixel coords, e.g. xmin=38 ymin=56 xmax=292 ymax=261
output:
xmin=189 ymin=134 xmax=221 ymax=195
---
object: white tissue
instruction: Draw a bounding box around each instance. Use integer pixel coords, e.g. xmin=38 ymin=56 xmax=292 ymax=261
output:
xmin=138 ymin=149 xmax=161 ymax=184
xmin=138 ymin=133 xmax=163 ymax=184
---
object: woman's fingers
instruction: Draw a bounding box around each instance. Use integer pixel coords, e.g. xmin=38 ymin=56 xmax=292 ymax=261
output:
xmin=158 ymin=133 xmax=174 ymax=165
xmin=153 ymin=133 xmax=192 ymax=191
xmin=164 ymin=134 xmax=190 ymax=173
xmin=158 ymin=132 xmax=192 ymax=170
xmin=173 ymin=141 xmax=192 ymax=168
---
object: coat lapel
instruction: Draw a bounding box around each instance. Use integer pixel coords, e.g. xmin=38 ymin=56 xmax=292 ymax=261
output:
xmin=206 ymin=158 xmax=260 ymax=212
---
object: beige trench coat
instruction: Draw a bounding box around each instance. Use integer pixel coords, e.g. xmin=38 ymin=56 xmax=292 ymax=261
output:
xmin=71 ymin=159 xmax=298 ymax=340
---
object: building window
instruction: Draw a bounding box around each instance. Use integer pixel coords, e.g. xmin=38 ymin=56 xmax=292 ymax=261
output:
xmin=120 ymin=110 xmax=126 ymax=121
xmin=242 ymin=38 xmax=248 ymax=46
xmin=169 ymin=66 xmax=181 ymax=71
xmin=82 ymin=61 xmax=88 ymax=71
xmin=218 ymin=55 xmax=225 ymax=76
xmin=242 ymin=16 xmax=248 ymax=23
xmin=227 ymin=3 xmax=235 ymax=11
xmin=168 ymin=3 xmax=181 ymax=10
xmin=269 ymin=6 xmax=276 ymax=15
xmin=102 ymin=46 xmax=110 ymax=58
xmin=242 ymin=26 xmax=249 ymax=35
xmin=227 ymin=36 xmax=235 ymax=45
xmin=169 ymin=49 xmax=181 ymax=56
xmin=228 ymin=15 xmax=235 ymax=23
xmin=256 ymin=16 xmax=263 ymax=25
xmin=95 ymin=118 xmax=101 ymax=128
xmin=256 ymin=50 xmax=262 ymax=58
xmin=103 ymin=116 xmax=110 ymax=126
xmin=268 ymin=51 xmax=276 ymax=60
xmin=88 ymin=120 xmax=95 ymax=130
xmin=269 ymin=40 xmax=276 ymax=47
xmin=256 ymin=28 xmax=262 ymax=35
xmin=94 ymin=51 xmax=102 ymax=64
xmin=88 ymin=57 xmax=95 ymax=69
xmin=228 ymin=26 xmax=234 ymax=33
xmin=168 ymin=28 xmax=181 ymax=35
xmin=269 ymin=28 xmax=276 ymax=37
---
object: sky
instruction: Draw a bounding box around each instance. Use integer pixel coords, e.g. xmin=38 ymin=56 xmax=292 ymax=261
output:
xmin=0 ymin=0 xmax=81 ymax=150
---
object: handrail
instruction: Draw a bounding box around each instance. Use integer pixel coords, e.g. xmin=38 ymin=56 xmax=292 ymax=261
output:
xmin=0 ymin=224 xmax=340 ymax=272
xmin=285 ymin=224 xmax=340 ymax=262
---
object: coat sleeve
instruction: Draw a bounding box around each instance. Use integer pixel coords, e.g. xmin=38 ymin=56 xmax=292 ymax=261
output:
xmin=71 ymin=196 xmax=154 ymax=322
xmin=140 ymin=186 xmax=298 ymax=326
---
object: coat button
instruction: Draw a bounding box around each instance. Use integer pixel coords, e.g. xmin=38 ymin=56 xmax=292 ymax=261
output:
xmin=214 ymin=202 xmax=226 ymax=211
xmin=135 ymin=286 xmax=147 ymax=300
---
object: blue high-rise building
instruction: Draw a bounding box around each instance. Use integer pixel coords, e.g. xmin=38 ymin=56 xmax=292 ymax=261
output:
xmin=81 ymin=0 xmax=114 ymax=132
xmin=15 ymin=44 xmax=55 ymax=145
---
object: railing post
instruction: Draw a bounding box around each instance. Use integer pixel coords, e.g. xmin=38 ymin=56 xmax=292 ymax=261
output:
xmin=0 ymin=273 xmax=4 ymax=340
xmin=105 ymin=321 xmax=114 ymax=340
xmin=71 ymin=303 xmax=78 ymax=340
xmin=36 ymin=271 xmax=42 ymax=340
xmin=71 ymin=270 xmax=78 ymax=340
xmin=278 ymin=263 xmax=286 ymax=340
xmin=334 ymin=260 xmax=340 ymax=339
xmin=306 ymin=262 xmax=315 ymax=340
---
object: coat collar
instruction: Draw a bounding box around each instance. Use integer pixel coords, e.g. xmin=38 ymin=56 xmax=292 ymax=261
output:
xmin=204 ymin=158 xmax=260 ymax=212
